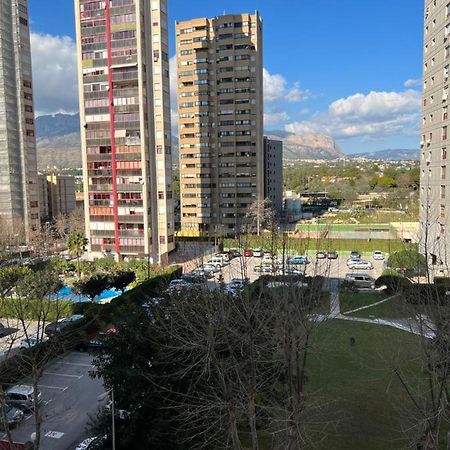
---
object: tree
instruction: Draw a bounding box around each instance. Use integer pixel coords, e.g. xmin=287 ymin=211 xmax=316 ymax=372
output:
xmin=73 ymin=273 xmax=110 ymax=302
xmin=67 ymin=231 xmax=88 ymax=278
xmin=109 ymin=271 xmax=135 ymax=294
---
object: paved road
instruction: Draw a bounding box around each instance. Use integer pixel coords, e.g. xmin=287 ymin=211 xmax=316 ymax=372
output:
xmin=2 ymin=351 xmax=105 ymax=450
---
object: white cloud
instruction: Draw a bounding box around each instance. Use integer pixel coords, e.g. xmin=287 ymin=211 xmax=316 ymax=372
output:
xmin=263 ymin=68 xmax=309 ymax=103
xmin=264 ymin=111 xmax=290 ymax=127
xmin=30 ymin=33 xmax=78 ymax=115
xmin=404 ymin=78 xmax=422 ymax=88
xmin=285 ymin=89 xmax=421 ymax=140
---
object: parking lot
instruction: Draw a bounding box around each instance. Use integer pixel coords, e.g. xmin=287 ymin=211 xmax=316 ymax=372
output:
xmin=202 ymin=252 xmax=386 ymax=288
xmin=2 ymin=351 xmax=105 ymax=450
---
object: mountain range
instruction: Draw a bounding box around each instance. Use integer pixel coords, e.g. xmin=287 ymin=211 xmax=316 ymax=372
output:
xmin=34 ymin=113 xmax=419 ymax=168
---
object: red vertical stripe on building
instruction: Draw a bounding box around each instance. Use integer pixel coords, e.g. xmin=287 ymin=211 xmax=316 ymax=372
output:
xmin=105 ymin=0 xmax=120 ymax=255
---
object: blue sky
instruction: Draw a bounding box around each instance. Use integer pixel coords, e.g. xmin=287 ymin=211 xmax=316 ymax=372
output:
xmin=28 ymin=0 xmax=424 ymax=154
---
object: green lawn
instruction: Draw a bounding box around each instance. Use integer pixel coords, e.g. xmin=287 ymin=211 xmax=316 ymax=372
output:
xmin=225 ymin=236 xmax=415 ymax=255
xmin=340 ymin=292 xmax=420 ymax=319
xmin=306 ymin=320 xmax=446 ymax=449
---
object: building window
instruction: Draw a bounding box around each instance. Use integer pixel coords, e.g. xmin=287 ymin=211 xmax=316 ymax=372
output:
xmin=158 ymin=191 xmax=164 ymax=199
xmin=442 ymin=166 xmax=447 ymax=180
xmin=443 ymin=126 xmax=448 ymax=140
xmin=442 ymin=147 xmax=447 ymax=160
xmin=19 ymin=17 xmax=28 ymax=26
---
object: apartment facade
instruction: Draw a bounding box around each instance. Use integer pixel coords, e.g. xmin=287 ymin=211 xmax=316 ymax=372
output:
xmin=420 ymin=0 xmax=450 ymax=269
xmin=176 ymin=13 xmax=264 ymax=237
xmin=39 ymin=174 xmax=77 ymax=221
xmin=263 ymin=137 xmax=283 ymax=214
xmin=75 ymin=0 xmax=175 ymax=262
xmin=0 ymin=0 xmax=40 ymax=239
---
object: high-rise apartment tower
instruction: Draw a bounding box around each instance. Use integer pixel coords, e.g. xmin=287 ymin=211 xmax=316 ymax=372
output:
xmin=420 ymin=0 xmax=450 ymax=269
xmin=176 ymin=13 xmax=264 ymax=237
xmin=75 ymin=0 xmax=175 ymax=262
xmin=0 ymin=0 xmax=40 ymax=238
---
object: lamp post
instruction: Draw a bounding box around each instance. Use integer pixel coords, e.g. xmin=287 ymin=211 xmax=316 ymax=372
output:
xmin=98 ymin=389 xmax=115 ymax=450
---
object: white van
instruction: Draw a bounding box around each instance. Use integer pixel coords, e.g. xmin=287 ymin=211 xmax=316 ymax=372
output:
xmin=345 ymin=273 xmax=376 ymax=289
xmin=208 ymin=257 xmax=224 ymax=268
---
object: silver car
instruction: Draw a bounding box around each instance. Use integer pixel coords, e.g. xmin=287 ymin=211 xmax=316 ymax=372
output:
xmin=346 ymin=259 xmax=373 ymax=270
xmin=5 ymin=385 xmax=42 ymax=411
xmin=0 ymin=405 xmax=24 ymax=429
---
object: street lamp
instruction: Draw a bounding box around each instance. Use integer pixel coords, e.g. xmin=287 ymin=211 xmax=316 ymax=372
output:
xmin=98 ymin=389 xmax=115 ymax=450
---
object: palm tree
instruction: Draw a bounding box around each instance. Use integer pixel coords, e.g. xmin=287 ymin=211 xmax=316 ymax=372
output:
xmin=67 ymin=232 xmax=88 ymax=278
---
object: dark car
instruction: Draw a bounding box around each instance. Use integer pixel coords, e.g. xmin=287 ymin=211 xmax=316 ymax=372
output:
xmin=75 ymin=334 xmax=109 ymax=352
xmin=350 ymin=250 xmax=361 ymax=260
xmin=181 ymin=273 xmax=205 ymax=284
xmin=0 ymin=405 xmax=24 ymax=429
xmin=327 ymin=251 xmax=338 ymax=259
xmin=228 ymin=249 xmax=241 ymax=259
xmin=0 ymin=322 xmax=7 ymax=337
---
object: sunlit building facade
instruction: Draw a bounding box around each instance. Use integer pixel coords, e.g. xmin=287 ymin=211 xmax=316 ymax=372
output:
xmin=75 ymin=0 xmax=174 ymax=262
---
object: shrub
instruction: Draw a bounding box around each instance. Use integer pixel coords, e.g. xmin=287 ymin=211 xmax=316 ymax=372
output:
xmin=387 ymin=249 xmax=427 ymax=276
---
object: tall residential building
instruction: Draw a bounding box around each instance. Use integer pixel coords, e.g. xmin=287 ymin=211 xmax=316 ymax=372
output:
xmin=39 ymin=174 xmax=77 ymax=221
xmin=263 ymin=137 xmax=283 ymax=214
xmin=420 ymin=0 xmax=450 ymax=269
xmin=75 ymin=0 xmax=175 ymax=263
xmin=176 ymin=13 xmax=264 ymax=237
xmin=0 ymin=0 xmax=40 ymax=238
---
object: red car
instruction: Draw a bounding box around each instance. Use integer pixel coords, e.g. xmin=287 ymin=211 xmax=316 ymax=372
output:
xmin=243 ymin=249 xmax=253 ymax=257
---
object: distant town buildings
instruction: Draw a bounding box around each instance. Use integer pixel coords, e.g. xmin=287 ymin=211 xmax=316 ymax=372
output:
xmin=75 ymin=0 xmax=175 ymax=262
xmin=420 ymin=0 xmax=450 ymax=267
xmin=39 ymin=174 xmax=76 ymax=221
xmin=263 ymin=137 xmax=283 ymax=213
xmin=176 ymin=13 xmax=264 ymax=237
xmin=0 ymin=0 xmax=40 ymax=239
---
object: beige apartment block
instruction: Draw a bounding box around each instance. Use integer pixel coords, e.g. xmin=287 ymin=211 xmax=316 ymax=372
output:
xmin=0 ymin=0 xmax=40 ymax=239
xmin=420 ymin=0 xmax=450 ymax=270
xmin=176 ymin=13 xmax=264 ymax=237
xmin=74 ymin=0 xmax=175 ymax=263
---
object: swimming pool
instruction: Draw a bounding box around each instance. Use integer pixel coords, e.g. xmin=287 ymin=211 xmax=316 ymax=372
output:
xmin=52 ymin=286 xmax=122 ymax=303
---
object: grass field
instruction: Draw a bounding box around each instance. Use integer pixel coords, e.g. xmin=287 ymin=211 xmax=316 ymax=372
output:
xmin=340 ymin=292 xmax=423 ymax=320
xmin=297 ymin=223 xmax=392 ymax=233
xmin=305 ymin=320 xmax=446 ymax=449
xmin=225 ymin=236 xmax=415 ymax=255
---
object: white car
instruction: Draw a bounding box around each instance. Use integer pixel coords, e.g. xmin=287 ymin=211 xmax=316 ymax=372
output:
xmin=253 ymin=248 xmax=263 ymax=257
xmin=19 ymin=335 xmax=42 ymax=350
xmin=373 ymin=251 xmax=385 ymax=260
xmin=75 ymin=437 xmax=99 ymax=450
xmin=347 ymin=259 xmax=373 ymax=270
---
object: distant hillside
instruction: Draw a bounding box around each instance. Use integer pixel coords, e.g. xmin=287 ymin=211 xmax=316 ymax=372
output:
xmin=267 ymin=131 xmax=345 ymax=160
xmin=353 ymin=149 xmax=419 ymax=161
xmin=36 ymin=113 xmax=81 ymax=170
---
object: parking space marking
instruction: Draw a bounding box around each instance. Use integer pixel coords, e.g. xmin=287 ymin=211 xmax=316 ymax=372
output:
xmin=25 ymin=413 xmax=33 ymax=421
xmin=43 ymin=372 xmax=83 ymax=379
xmin=58 ymin=362 xmax=93 ymax=368
xmin=45 ymin=430 xmax=65 ymax=439
xmin=38 ymin=384 xmax=68 ymax=391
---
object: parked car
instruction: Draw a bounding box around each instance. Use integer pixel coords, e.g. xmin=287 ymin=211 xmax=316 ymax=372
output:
xmin=19 ymin=335 xmax=42 ymax=351
xmin=167 ymin=279 xmax=192 ymax=293
xmin=0 ymin=322 xmax=6 ymax=337
xmin=181 ymin=273 xmax=205 ymax=284
xmin=200 ymin=263 xmax=221 ymax=274
xmin=349 ymin=250 xmax=361 ymax=260
xmin=253 ymin=248 xmax=263 ymax=257
xmin=44 ymin=314 xmax=84 ymax=336
xmin=228 ymin=249 xmax=241 ymax=259
xmin=276 ymin=267 xmax=304 ymax=276
xmin=215 ymin=252 xmax=230 ymax=263
xmin=0 ymin=405 xmax=24 ymax=430
xmin=5 ymin=385 xmax=42 ymax=411
xmin=346 ymin=259 xmax=373 ymax=270
xmin=243 ymin=249 xmax=253 ymax=257
xmin=75 ymin=436 xmax=101 ymax=450
xmin=208 ymin=257 xmax=224 ymax=268
xmin=316 ymin=251 xmax=327 ymax=259
xmin=327 ymin=251 xmax=339 ymax=260
xmin=373 ymin=250 xmax=385 ymax=260
xmin=287 ymin=256 xmax=310 ymax=265
xmin=75 ymin=334 xmax=109 ymax=352
xmin=254 ymin=264 xmax=274 ymax=274
xmin=345 ymin=273 xmax=376 ymax=289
